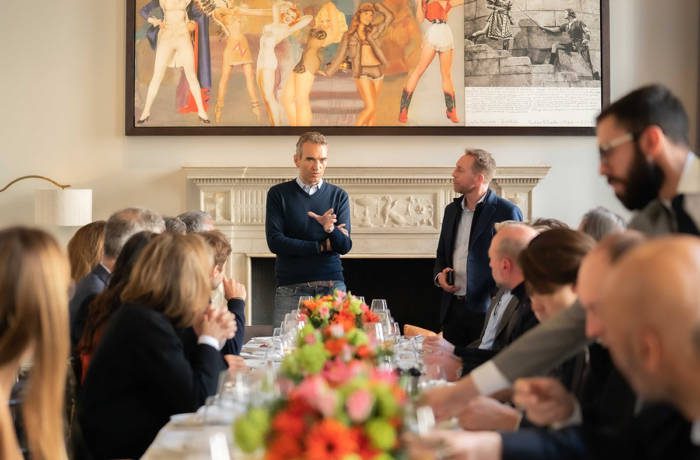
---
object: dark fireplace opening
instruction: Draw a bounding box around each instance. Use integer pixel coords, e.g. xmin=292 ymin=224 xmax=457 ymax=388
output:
xmin=251 ymin=257 xmax=442 ymax=332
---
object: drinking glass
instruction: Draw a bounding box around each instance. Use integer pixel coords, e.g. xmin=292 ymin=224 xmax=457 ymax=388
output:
xmin=297 ymin=296 xmax=313 ymax=310
xmin=371 ymin=298 xmax=388 ymax=312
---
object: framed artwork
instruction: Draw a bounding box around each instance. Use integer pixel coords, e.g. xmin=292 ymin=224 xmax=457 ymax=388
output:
xmin=126 ymin=0 xmax=609 ymax=135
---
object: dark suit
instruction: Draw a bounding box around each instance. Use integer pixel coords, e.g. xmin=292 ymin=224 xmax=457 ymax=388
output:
xmin=500 ymin=345 xmax=700 ymax=460
xmin=434 ymin=188 xmax=522 ymax=345
xmin=70 ymin=264 xmax=110 ymax=347
xmin=453 ymin=283 xmax=537 ymax=374
xmin=78 ymin=303 xmax=224 ymax=459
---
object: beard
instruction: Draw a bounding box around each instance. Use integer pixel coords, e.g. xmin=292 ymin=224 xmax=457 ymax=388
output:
xmin=611 ymin=145 xmax=665 ymax=210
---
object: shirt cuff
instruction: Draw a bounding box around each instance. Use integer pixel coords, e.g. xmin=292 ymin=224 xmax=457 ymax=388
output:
xmin=551 ymin=398 xmax=582 ymax=429
xmin=198 ymin=335 xmax=222 ymax=350
xmin=470 ymin=360 xmax=511 ymax=396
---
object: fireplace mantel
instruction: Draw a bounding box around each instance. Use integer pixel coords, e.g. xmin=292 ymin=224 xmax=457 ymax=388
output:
xmin=183 ymin=166 xmax=549 ymax=320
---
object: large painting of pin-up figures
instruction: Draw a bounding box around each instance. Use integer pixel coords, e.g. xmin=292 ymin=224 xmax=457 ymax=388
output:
xmin=125 ymin=0 xmax=607 ymax=134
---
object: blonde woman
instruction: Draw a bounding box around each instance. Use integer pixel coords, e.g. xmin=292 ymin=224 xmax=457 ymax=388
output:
xmin=256 ymin=1 xmax=313 ymax=125
xmin=79 ymin=233 xmax=235 ymax=459
xmin=325 ymin=2 xmax=394 ymax=126
xmin=138 ymin=0 xmax=211 ymax=123
xmin=0 ymin=227 xmax=70 ymax=460
xmin=397 ymin=0 xmax=464 ymax=124
xmin=213 ymin=0 xmax=272 ymax=123
xmin=280 ymin=2 xmax=347 ymax=126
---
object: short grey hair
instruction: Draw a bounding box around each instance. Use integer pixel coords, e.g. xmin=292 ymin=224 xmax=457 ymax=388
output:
xmin=295 ymin=131 xmax=328 ymax=158
xmin=164 ymin=216 xmax=187 ymax=235
xmin=464 ymin=148 xmax=497 ymax=183
xmin=104 ymin=208 xmax=165 ymax=258
xmin=178 ymin=210 xmax=214 ymax=233
xmin=578 ymin=207 xmax=626 ymax=241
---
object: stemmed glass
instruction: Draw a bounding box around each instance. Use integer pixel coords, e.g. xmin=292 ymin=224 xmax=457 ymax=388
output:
xmin=370 ymin=298 xmax=388 ymax=313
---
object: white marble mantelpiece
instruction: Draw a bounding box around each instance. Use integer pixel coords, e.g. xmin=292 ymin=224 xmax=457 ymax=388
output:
xmin=183 ymin=166 xmax=549 ymax=319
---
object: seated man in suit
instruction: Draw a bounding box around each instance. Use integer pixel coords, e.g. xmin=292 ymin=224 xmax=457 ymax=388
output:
xmin=424 ymin=222 xmax=538 ymax=379
xmin=69 ymin=207 xmax=165 ymax=347
xmin=434 ymin=149 xmax=523 ymax=348
xmin=600 ymin=236 xmax=700 ymax=451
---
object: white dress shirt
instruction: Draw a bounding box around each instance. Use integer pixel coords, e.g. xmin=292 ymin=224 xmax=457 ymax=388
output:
xmin=452 ymin=193 xmax=487 ymax=296
xmin=296 ymin=177 xmax=324 ymax=195
xmin=478 ymin=290 xmax=514 ymax=350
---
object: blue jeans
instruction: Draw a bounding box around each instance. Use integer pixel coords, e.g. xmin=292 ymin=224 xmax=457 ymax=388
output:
xmin=273 ymin=280 xmax=346 ymax=327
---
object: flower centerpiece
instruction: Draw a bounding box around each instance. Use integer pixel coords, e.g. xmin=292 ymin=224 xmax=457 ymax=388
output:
xmin=234 ymin=361 xmax=406 ymax=460
xmin=234 ymin=291 xmax=405 ymax=459
xmin=280 ymin=292 xmax=388 ymax=382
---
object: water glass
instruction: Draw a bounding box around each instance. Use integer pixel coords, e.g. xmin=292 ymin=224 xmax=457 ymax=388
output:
xmin=297 ymin=296 xmax=313 ymax=309
xmin=371 ymin=298 xmax=388 ymax=312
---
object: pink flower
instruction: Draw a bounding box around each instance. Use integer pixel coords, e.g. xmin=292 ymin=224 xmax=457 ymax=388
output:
xmin=304 ymin=333 xmax=317 ymax=345
xmin=293 ymin=375 xmax=325 ymax=404
xmin=319 ymin=306 xmax=330 ymax=318
xmin=346 ymin=389 xmax=374 ymax=423
xmin=371 ymin=367 xmax=398 ymax=385
xmin=316 ymin=390 xmax=338 ymax=418
xmin=329 ymin=324 xmax=345 ymax=338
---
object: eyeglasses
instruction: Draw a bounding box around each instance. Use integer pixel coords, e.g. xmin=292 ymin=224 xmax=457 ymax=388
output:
xmin=598 ymin=132 xmax=635 ymax=162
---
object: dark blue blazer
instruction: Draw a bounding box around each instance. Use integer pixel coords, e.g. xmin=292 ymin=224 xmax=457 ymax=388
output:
xmin=433 ymin=188 xmax=523 ymax=322
xmin=70 ymin=264 xmax=110 ymax=347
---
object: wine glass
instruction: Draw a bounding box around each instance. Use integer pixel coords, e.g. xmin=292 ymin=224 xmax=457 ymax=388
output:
xmin=371 ymin=298 xmax=388 ymax=312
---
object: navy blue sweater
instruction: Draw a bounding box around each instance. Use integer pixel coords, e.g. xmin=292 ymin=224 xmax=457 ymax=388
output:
xmin=265 ymin=180 xmax=352 ymax=286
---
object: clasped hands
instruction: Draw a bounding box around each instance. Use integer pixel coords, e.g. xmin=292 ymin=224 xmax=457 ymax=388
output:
xmin=195 ymin=304 xmax=237 ymax=346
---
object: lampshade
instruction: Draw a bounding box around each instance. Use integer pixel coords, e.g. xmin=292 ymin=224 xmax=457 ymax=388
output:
xmin=35 ymin=189 xmax=93 ymax=226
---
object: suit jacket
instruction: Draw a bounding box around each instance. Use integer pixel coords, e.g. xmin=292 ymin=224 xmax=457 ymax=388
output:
xmin=70 ymin=264 xmax=110 ymax=347
xmin=453 ymin=283 xmax=537 ymax=374
xmin=501 ymin=346 xmax=700 ymax=460
xmin=433 ymin=188 xmax=523 ymax=323
xmin=78 ymin=303 xmax=224 ymax=459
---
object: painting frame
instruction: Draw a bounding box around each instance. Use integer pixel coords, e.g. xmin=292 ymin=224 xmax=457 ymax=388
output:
xmin=125 ymin=0 xmax=609 ymax=136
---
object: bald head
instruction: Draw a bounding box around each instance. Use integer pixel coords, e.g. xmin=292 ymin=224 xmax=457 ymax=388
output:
xmin=488 ymin=223 xmax=538 ymax=289
xmin=600 ymin=236 xmax=700 ymax=414
xmin=577 ymin=231 xmax=646 ymax=340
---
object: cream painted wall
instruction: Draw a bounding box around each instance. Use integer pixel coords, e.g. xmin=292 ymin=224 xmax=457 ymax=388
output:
xmin=0 ymin=0 xmax=697 ymax=240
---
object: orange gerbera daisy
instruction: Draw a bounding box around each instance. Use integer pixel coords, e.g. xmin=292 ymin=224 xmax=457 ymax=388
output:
xmin=305 ymin=419 xmax=357 ymax=460
xmin=266 ymin=433 xmax=303 ymax=460
xmin=272 ymin=407 xmax=306 ymax=438
xmin=324 ymin=337 xmax=348 ymax=356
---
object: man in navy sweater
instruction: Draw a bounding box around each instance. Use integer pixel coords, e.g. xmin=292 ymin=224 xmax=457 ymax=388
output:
xmin=266 ymin=132 xmax=352 ymax=326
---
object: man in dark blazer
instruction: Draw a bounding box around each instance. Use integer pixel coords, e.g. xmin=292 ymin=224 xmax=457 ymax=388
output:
xmin=434 ymin=149 xmax=523 ymax=347
xmin=69 ymin=207 xmax=165 ymax=347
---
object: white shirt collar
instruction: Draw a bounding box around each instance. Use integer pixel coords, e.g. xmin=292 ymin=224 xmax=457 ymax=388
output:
xmin=677 ymin=152 xmax=699 ymax=194
xmin=691 ymin=420 xmax=700 ymax=446
xmin=296 ymin=177 xmax=323 ymax=195
xmin=461 ymin=190 xmax=488 ymax=211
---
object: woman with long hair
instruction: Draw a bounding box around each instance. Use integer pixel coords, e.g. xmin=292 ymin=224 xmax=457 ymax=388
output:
xmin=79 ymin=233 xmax=235 ymax=459
xmin=76 ymin=231 xmax=157 ymax=384
xmin=397 ymin=0 xmax=463 ymax=124
xmin=280 ymin=2 xmax=347 ymax=126
xmin=325 ymin=2 xmax=394 ymax=126
xmin=256 ymin=1 xmax=313 ymax=125
xmin=0 ymin=227 xmax=70 ymax=460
